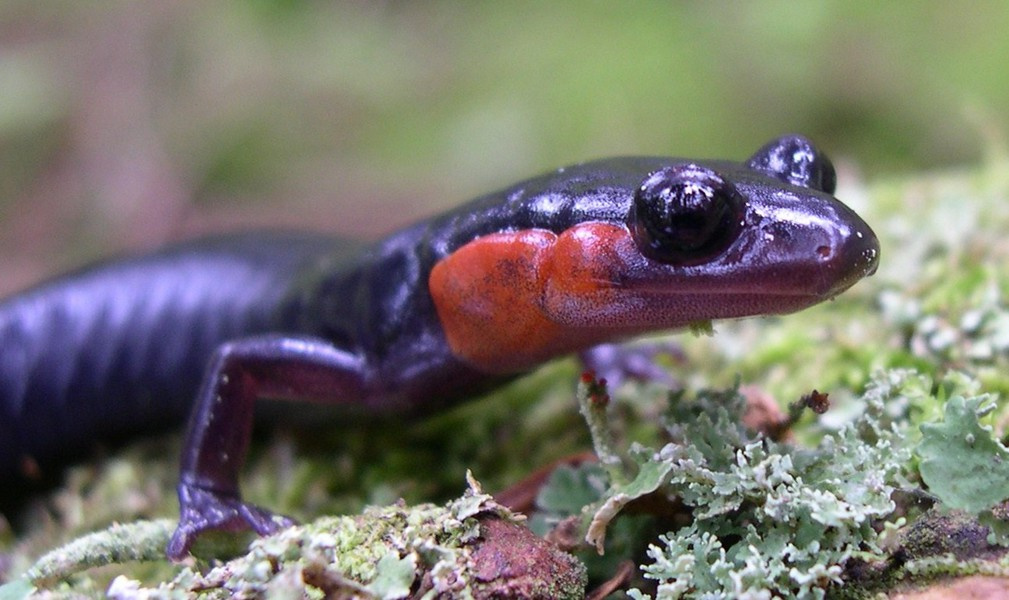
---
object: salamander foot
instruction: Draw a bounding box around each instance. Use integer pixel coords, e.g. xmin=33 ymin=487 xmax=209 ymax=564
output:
xmin=167 ymin=481 xmax=295 ymax=560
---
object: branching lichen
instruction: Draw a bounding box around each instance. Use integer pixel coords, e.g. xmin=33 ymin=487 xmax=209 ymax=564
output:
xmin=536 ymin=371 xmax=927 ymax=599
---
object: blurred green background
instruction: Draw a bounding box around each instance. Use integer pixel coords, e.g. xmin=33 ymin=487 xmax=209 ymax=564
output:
xmin=1 ymin=1 xmax=1007 ymax=295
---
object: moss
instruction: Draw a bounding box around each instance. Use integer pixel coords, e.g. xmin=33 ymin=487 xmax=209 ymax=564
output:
xmin=4 ymin=478 xmax=585 ymax=599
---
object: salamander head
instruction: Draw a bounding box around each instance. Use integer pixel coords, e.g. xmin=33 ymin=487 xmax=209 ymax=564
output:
xmin=540 ymin=135 xmax=879 ymax=328
xmin=429 ymin=135 xmax=879 ymax=372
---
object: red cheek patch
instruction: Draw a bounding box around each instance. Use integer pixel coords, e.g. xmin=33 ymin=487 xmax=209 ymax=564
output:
xmin=428 ymin=223 xmax=641 ymax=373
xmin=429 ymin=229 xmax=562 ymax=373
xmin=540 ymin=223 xmax=644 ymax=327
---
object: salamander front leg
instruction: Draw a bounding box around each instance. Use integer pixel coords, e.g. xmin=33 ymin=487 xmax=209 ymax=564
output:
xmin=166 ymin=334 xmax=367 ymax=560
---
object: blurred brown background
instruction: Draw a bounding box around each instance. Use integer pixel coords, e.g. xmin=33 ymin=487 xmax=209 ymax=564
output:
xmin=1 ymin=1 xmax=1007 ymax=295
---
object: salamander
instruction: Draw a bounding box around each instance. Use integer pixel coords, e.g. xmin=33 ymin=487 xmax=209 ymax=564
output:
xmin=0 ymin=135 xmax=880 ymax=558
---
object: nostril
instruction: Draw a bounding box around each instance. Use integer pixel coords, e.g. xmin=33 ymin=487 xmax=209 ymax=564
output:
xmin=863 ymin=247 xmax=880 ymax=275
xmin=816 ymin=245 xmax=831 ymax=259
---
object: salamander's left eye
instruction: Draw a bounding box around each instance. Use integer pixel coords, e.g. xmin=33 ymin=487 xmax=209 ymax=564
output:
xmin=746 ymin=134 xmax=836 ymax=194
xmin=629 ymin=164 xmax=745 ymax=265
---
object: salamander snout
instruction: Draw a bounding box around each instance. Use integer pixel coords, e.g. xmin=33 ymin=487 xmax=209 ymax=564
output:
xmin=819 ymin=220 xmax=880 ymax=297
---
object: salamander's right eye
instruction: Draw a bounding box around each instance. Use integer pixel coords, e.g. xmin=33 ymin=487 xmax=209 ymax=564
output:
xmin=628 ymin=164 xmax=745 ymax=266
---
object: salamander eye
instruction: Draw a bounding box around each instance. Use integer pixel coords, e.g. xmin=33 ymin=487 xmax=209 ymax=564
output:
xmin=629 ymin=164 xmax=745 ymax=265
xmin=746 ymin=134 xmax=836 ymax=194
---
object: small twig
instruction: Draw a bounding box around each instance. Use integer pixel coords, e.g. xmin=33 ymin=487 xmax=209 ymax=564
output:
xmin=576 ymin=372 xmax=627 ymax=486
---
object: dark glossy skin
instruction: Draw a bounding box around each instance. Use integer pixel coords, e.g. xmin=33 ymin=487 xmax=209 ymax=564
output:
xmin=0 ymin=135 xmax=879 ymax=558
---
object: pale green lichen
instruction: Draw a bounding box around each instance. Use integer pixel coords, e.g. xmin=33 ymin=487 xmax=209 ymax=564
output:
xmin=916 ymin=393 xmax=1009 ymax=547
xmin=918 ymin=395 xmax=1009 ymax=515
xmin=545 ymin=370 xmax=926 ymax=599
xmin=533 ymin=364 xmax=1009 ymax=598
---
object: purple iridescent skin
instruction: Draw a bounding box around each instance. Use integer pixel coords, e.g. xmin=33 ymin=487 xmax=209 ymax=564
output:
xmin=0 ymin=135 xmax=879 ymax=558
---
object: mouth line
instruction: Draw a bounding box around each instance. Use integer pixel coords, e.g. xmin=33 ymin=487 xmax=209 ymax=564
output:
xmin=626 ymin=263 xmax=875 ymax=299
xmin=629 ymin=284 xmax=830 ymax=298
